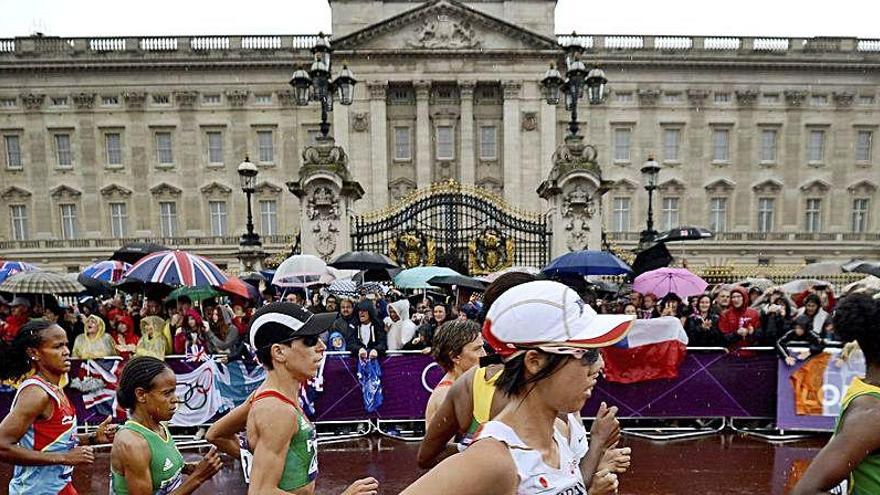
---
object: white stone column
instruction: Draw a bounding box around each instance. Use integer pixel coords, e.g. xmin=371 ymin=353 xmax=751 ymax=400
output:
xmin=367 ymin=81 xmax=389 ymax=209
xmin=459 ymin=80 xmax=476 ymax=185
xmin=502 ymin=81 xmax=522 ymax=203
xmin=415 ymin=80 xmax=432 ymax=188
xmin=540 ymin=99 xmax=557 ymax=179
xmin=333 ymin=95 xmax=350 ymax=152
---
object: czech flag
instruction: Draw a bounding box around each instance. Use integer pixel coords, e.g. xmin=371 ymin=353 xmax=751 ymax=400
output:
xmin=601 ymin=316 xmax=689 ymax=383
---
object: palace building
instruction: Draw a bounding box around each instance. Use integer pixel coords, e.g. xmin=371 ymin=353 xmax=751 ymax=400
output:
xmin=1 ymin=0 xmax=879 ymax=272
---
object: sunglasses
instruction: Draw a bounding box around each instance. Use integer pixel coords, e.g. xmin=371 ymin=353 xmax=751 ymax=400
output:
xmin=530 ymin=346 xmax=600 ymax=366
xmin=295 ymin=334 xmax=322 ymax=348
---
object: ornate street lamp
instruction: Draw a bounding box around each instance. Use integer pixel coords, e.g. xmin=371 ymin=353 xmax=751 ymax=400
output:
xmin=640 ymin=156 xmax=661 ymax=244
xmin=289 ymin=33 xmax=357 ymax=138
xmin=237 ymin=156 xmax=261 ymax=247
xmin=540 ymin=37 xmax=607 ymax=137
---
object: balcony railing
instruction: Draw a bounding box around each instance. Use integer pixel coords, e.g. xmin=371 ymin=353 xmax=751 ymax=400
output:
xmin=1 ymin=34 xmax=879 ymax=58
xmin=0 ymin=234 xmax=297 ymax=251
xmin=605 ymin=232 xmax=880 ymax=242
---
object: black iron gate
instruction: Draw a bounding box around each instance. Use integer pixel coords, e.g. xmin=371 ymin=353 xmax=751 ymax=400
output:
xmin=352 ymin=181 xmax=550 ymax=274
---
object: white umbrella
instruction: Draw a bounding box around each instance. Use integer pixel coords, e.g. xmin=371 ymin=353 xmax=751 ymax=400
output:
xmin=272 ymin=255 xmax=331 ymax=288
xmin=843 ymin=275 xmax=880 ymax=295
xmin=780 ymin=279 xmax=835 ymax=294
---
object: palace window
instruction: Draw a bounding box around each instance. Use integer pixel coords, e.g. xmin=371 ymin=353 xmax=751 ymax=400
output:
xmin=10 ymin=205 xmax=27 ymax=241
xmin=209 ymin=201 xmax=227 ymax=236
xmin=436 ymin=126 xmax=454 ymax=160
xmin=852 ymin=198 xmax=869 ymax=233
xmin=105 ymin=132 xmax=122 ymax=166
xmin=257 ymin=130 xmax=274 ymax=163
xmin=760 ymin=129 xmax=778 ymax=163
xmin=479 ymin=126 xmax=497 ymax=160
xmin=155 ymin=132 xmax=173 ymax=165
xmin=613 ymin=127 xmax=631 ymax=162
xmin=712 ymin=128 xmax=730 ymax=162
xmin=709 ymin=197 xmax=727 ymax=232
xmin=757 ymin=198 xmax=775 ymax=232
xmin=55 ymin=133 xmax=72 ymax=168
xmin=207 ymin=131 xmax=223 ymax=164
xmin=856 ymin=130 xmax=873 ymax=163
xmin=159 ymin=201 xmax=178 ymax=237
xmin=661 ymin=197 xmax=680 ymax=230
xmin=612 ymin=197 xmax=630 ymax=232
xmin=259 ymin=200 xmax=277 ymax=236
xmin=4 ymin=134 xmax=22 ymax=169
xmin=805 ymin=198 xmax=822 ymax=232
xmin=109 ymin=202 xmax=127 ymax=238
xmin=59 ymin=204 xmax=78 ymax=239
xmin=393 ymin=127 xmax=411 ymax=161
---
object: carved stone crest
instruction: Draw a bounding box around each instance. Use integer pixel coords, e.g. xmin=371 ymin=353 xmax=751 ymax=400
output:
xmin=389 ymin=179 xmax=416 ymax=202
xmin=390 ymin=230 xmax=437 ymax=268
xmin=521 ymin=111 xmax=538 ymax=132
xmin=305 ymin=184 xmax=341 ymax=261
xmin=175 ymin=91 xmax=199 ymax=109
xmin=407 ymin=14 xmax=479 ymax=49
xmin=276 ymin=90 xmax=297 ymax=107
xmin=735 ymin=90 xmax=758 ymax=106
xmin=561 ymin=183 xmax=597 ymax=252
xmin=351 ymin=112 xmax=369 ymax=132
xmin=784 ymin=90 xmax=807 ymax=107
xmin=72 ymin=93 xmax=96 ymax=110
xmin=226 ymin=90 xmax=250 ymax=107
xmin=20 ymin=93 xmax=44 ymax=110
xmin=686 ymin=89 xmax=709 ymax=107
xmin=124 ymin=92 xmax=147 ymax=110
xmin=468 ymin=228 xmax=514 ymax=275
xmin=833 ymin=92 xmax=855 ymax=107
xmin=637 ymin=89 xmax=662 ymax=107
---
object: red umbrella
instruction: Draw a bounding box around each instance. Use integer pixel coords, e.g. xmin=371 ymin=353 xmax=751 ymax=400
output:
xmin=219 ymin=277 xmax=261 ymax=301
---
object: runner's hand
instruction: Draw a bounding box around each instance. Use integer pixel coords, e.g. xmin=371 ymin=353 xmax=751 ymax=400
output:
xmin=192 ymin=447 xmax=223 ymax=482
xmin=341 ymin=477 xmax=379 ymax=495
xmin=95 ymin=415 xmax=118 ymax=444
xmin=590 ymin=402 xmax=620 ymax=451
xmin=62 ymin=446 xmax=94 ymax=465
xmin=599 ymin=445 xmax=632 ymax=474
xmin=589 ymin=469 xmax=618 ymax=495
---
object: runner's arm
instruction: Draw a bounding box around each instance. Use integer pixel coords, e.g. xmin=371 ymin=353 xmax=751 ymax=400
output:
xmin=791 ymin=398 xmax=880 ymax=495
xmin=206 ymin=400 xmax=251 ymax=457
xmin=417 ymin=370 xmax=474 ymax=469
xmin=0 ymin=386 xmax=67 ymax=465
xmin=247 ymin=401 xmax=299 ymax=495
xmin=403 ymin=439 xmax=518 ymax=495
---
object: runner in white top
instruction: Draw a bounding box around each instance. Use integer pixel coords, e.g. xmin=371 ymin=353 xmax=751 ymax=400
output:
xmin=402 ymin=280 xmax=635 ymax=495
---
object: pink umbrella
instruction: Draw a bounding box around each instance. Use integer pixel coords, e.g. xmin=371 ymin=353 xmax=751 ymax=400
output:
xmin=633 ymin=267 xmax=708 ymax=299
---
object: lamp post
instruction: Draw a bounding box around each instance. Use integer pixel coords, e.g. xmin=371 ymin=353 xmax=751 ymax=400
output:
xmin=539 ymin=34 xmax=608 ymax=137
xmin=639 ymin=156 xmax=661 ymax=244
xmin=289 ymin=33 xmax=357 ymax=138
xmin=237 ymin=156 xmax=260 ymax=247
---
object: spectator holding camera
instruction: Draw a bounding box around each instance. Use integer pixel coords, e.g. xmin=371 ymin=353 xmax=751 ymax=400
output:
xmin=795 ymin=293 xmax=831 ymax=339
xmin=685 ymin=295 xmax=723 ymax=347
xmin=752 ymin=287 xmax=795 ymax=345
xmin=776 ymin=314 xmax=825 ymax=366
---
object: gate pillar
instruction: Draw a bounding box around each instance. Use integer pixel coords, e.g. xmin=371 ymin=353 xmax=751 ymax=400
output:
xmin=538 ymin=134 xmax=613 ymax=258
xmin=287 ymin=136 xmax=364 ymax=261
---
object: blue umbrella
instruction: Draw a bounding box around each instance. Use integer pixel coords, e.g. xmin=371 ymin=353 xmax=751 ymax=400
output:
xmin=81 ymin=260 xmax=131 ymax=283
xmin=0 ymin=260 xmax=39 ymax=284
xmin=393 ymin=266 xmax=461 ymax=290
xmin=542 ymin=250 xmax=631 ymax=276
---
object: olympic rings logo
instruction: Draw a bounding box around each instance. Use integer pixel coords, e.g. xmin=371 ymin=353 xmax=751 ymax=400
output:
xmin=177 ymin=367 xmax=214 ymax=410
xmin=421 ymin=362 xmax=440 ymax=393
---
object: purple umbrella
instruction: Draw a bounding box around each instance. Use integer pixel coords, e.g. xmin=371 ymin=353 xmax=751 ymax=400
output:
xmin=633 ymin=267 xmax=708 ymax=299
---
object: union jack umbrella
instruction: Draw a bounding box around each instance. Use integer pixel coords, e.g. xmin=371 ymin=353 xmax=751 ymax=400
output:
xmin=80 ymin=260 xmax=131 ymax=283
xmin=123 ymin=250 xmax=228 ymax=288
xmin=0 ymin=260 xmax=39 ymax=284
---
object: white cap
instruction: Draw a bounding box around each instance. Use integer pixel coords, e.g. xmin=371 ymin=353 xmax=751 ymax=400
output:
xmin=483 ymin=280 xmax=634 ymax=358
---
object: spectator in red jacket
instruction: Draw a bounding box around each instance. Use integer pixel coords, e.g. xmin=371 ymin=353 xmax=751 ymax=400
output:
xmin=0 ymin=297 xmax=31 ymax=342
xmin=718 ymin=287 xmax=762 ymax=356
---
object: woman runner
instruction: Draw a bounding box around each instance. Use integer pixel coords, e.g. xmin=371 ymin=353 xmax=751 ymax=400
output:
xmin=207 ymin=302 xmax=378 ymax=494
xmin=110 ymin=356 xmax=222 ymax=494
xmin=424 ymin=319 xmax=485 ymax=425
xmin=0 ymin=320 xmax=116 ymax=495
xmin=792 ymin=293 xmax=880 ymax=495
xmin=403 ymin=280 xmax=635 ymax=495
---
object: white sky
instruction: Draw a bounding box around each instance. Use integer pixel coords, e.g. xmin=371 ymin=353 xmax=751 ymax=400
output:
xmin=1 ymin=0 xmax=878 ymax=38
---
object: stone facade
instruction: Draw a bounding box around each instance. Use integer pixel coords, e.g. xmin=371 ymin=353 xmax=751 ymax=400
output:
xmin=1 ymin=0 xmax=879 ymax=271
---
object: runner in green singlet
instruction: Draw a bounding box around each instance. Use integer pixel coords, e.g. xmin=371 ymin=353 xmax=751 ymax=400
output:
xmin=214 ymin=302 xmax=378 ymax=495
xmin=793 ymin=293 xmax=880 ymax=495
xmin=110 ymin=356 xmax=222 ymax=495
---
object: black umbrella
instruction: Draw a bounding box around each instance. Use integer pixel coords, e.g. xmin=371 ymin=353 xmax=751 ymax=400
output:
xmin=110 ymin=242 xmax=169 ymax=264
xmin=240 ymin=271 xmax=266 ymax=288
xmin=353 ymin=267 xmax=402 ymax=283
xmin=631 ymin=243 xmax=673 ymax=278
xmin=427 ymin=275 xmax=488 ymax=292
xmin=652 ymin=226 xmax=713 ymax=244
xmin=843 ymin=260 xmax=880 ymax=278
xmin=328 ymin=251 xmax=398 ymax=271
xmin=113 ymin=276 xmax=174 ymax=300
xmin=76 ymin=273 xmax=113 ymax=297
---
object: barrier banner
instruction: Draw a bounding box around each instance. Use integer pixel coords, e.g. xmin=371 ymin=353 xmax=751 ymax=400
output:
xmin=776 ymin=348 xmax=866 ymax=431
xmin=0 ymin=350 xmax=780 ymax=425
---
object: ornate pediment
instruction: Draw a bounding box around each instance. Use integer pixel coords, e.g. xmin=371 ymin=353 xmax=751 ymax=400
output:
xmin=149 ymin=182 xmax=182 ymax=197
xmin=50 ymin=184 xmax=82 ymax=199
xmin=847 ymin=180 xmax=878 ymax=194
xmin=611 ymin=178 xmax=639 ymax=192
xmin=100 ymin=184 xmax=133 ymax=198
xmin=200 ymin=181 xmax=232 ymax=196
xmin=799 ymin=179 xmax=832 ymax=194
xmin=332 ymin=0 xmax=558 ymax=52
xmin=254 ymin=181 xmax=284 ymax=195
xmin=389 ymin=177 xmax=417 ymax=203
xmin=752 ymin=179 xmax=784 ymax=193
xmin=476 ymin=177 xmax=503 ymax=197
xmin=1 ymin=186 xmax=32 ymax=201
xmin=657 ymin=178 xmax=686 ymax=194
xmin=704 ymin=178 xmax=736 ymax=193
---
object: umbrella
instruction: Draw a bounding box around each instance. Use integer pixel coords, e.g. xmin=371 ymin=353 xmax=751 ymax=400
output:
xmin=843 ymin=275 xmax=880 ymax=295
xmin=272 ymin=255 xmax=332 ymax=288
xmin=780 ymin=279 xmax=834 ymax=294
xmin=328 ymin=279 xmax=359 ymax=298
xmin=631 ymin=243 xmax=673 ymax=278
xmin=218 ymin=277 xmax=261 ymax=301
xmin=328 ymin=251 xmax=398 ymax=271
xmin=80 ymin=260 xmax=131 ymax=284
xmin=652 ymin=226 xmax=714 ymax=243
xmin=110 ymin=242 xmax=169 ymax=264
xmin=0 ymin=260 xmax=40 ymax=284
xmin=124 ymin=250 xmax=228 ymax=287
xmin=165 ymin=285 xmax=219 ymax=302
xmin=843 ymin=260 xmax=880 ymax=278
xmin=795 ymin=261 xmax=845 ymax=278
xmin=478 ymin=266 xmax=541 ymax=283
xmin=633 ymin=267 xmax=708 ymax=299
xmin=0 ymin=271 xmax=85 ymax=295
xmin=543 ymin=250 xmax=631 ymax=276
xmin=394 ymin=266 xmax=461 ymax=290
xmin=76 ymin=273 xmax=114 ymax=296
xmin=239 ymin=272 xmax=266 ymax=288
xmin=737 ymin=277 xmax=774 ymax=290
xmin=427 ymin=274 xmax=488 ymax=292
xmin=353 ymin=267 xmax=402 ymax=283
xmin=586 ymin=278 xmax=621 ymax=294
